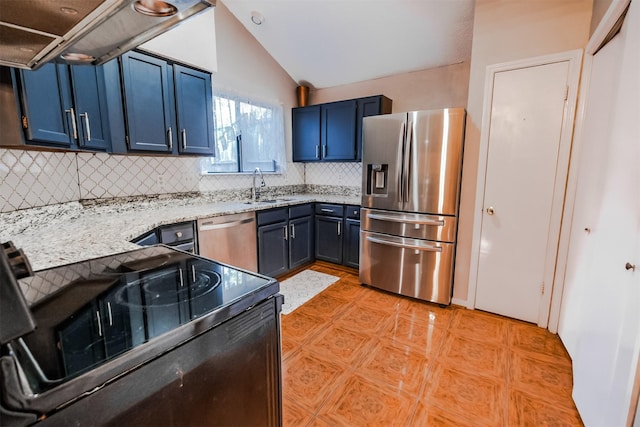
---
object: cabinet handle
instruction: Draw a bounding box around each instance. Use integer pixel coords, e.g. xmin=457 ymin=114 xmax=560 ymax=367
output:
xmin=181 ymin=129 xmax=187 ymax=150
xmin=315 ymin=145 xmax=320 ymax=159
xmin=321 ymin=208 xmax=334 ymax=213
xmin=80 ymin=112 xmax=91 ymax=141
xmin=65 ymin=108 xmax=78 ymax=140
xmin=96 ymin=311 xmax=103 ymax=337
xmin=167 ymin=127 xmax=173 ymax=150
xmin=175 ymin=231 xmax=183 ymax=239
xmin=106 ymin=302 xmax=113 ymax=326
xmin=178 ymin=269 xmax=184 ymax=287
xmin=191 ymin=264 xmax=197 ymax=282
xmin=323 ymin=144 xmax=327 ymax=158
xmin=290 ymin=223 xmax=295 ymax=239
xmin=337 ymin=221 xmax=341 ymax=236
xmin=284 ymin=225 xmax=288 ymax=241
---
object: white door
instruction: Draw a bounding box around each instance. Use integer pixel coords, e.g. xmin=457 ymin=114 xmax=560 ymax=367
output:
xmin=559 ymin=1 xmax=640 ymax=424
xmin=474 ymin=59 xmax=573 ymax=323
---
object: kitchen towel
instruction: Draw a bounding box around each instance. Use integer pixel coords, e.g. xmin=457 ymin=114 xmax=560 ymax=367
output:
xmin=279 ymin=270 xmax=339 ymax=315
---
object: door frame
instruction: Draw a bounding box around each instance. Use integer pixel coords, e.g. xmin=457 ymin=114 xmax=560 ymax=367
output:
xmin=466 ymin=49 xmax=583 ymax=328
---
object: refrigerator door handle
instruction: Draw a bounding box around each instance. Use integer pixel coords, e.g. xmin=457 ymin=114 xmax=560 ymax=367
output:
xmin=365 ymin=235 xmax=443 ymax=252
xmin=367 ymin=212 xmax=445 ymax=226
xmin=403 ymin=119 xmax=413 ymax=203
xmin=397 ymin=121 xmax=406 ymax=202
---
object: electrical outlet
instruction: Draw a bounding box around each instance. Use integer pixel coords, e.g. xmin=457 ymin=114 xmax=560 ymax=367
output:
xmin=156 ymin=174 xmax=165 ymax=187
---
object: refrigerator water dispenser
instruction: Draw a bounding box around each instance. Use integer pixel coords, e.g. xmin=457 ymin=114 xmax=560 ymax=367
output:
xmin=366 ymin=164 xmax=388 ymax=195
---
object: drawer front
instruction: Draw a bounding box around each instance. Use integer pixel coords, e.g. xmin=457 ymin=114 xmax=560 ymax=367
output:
xmin=256 ymin=207 xmax=288 ymax=226
xmin=289 ymin=203 xmax=313 ymax=219
xmin=159 ymin=222 xmax=194 ymax=244
xmin=315 ymin=203 xmax=344 ymax=217
xmin=345 ymin=205 xmax=360 ymax=220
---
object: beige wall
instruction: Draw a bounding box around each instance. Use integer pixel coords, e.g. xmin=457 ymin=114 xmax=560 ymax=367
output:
xmin=454 ymin=0 xmax=592 ymax=303
xmin=310 ymin=62 xmax=470 ymax=113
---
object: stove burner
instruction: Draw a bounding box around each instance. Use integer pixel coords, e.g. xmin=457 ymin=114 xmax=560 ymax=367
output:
xmin=114 ymin=269 xmax=222 ymax=309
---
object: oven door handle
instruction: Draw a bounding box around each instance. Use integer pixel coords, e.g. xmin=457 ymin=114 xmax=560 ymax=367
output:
xmin=365 ymin=235 xmax=443 ymax=252
xmin=367 ymin=213 xmax=445 ymax=227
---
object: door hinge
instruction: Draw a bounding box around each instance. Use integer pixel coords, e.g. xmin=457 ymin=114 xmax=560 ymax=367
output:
xmin=21 ymin=115 xmax=28 ymax=129
xmin=541 ymin=282 xmax=545 ymax=294
xmin=564 ymin=85 xmax=569 ymax=101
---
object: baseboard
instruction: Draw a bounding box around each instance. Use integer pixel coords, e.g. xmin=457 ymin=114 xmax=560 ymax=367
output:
xmin=451 ymin=297 xmax=468 ymax=308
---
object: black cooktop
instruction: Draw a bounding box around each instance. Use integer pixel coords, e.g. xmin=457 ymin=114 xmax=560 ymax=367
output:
xmin=10 ymin=245 xmax=278 ymax=394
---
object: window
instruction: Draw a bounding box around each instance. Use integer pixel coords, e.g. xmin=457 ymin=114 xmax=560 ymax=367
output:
xmin=202 ymin=90 xmax=286 ymax=173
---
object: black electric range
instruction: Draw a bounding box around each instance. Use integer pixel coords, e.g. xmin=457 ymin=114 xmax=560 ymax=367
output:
xmin=0 ymin=244 xmax=281 ymax=426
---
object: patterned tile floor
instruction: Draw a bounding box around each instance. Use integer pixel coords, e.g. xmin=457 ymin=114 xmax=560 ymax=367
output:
xmin=279 ymin=262 xmax=584 ymax=426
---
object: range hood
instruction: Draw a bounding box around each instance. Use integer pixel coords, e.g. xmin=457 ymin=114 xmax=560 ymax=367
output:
xmin=0 ymin=0 xmax=215 ymax=70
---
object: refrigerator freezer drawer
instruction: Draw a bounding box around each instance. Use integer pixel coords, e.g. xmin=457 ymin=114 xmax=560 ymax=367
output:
xmin=359 ymin=231 xmax=454 ymax=305
xmin=360 ymin=208 xmax=457 ymax=243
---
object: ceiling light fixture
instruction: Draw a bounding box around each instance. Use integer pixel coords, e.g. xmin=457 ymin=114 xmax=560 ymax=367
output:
xmin=133 ymin=0 xmax=178 ymax=17
xmin=250 ymin=11 xmax=264 ymax=25
xmin=61 ymin=53 xmax=96 ymax=63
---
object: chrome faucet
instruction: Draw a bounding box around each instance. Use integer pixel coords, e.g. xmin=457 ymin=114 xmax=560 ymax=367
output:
xmin=252 ymin=167 xmax=266 ymax=203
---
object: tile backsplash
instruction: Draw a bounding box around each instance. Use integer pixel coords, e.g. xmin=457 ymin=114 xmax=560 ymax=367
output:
xmin=0 ymin=149 xmax=80 ymax=212
xmin=0 ymin=148 xmax=361 ymax=212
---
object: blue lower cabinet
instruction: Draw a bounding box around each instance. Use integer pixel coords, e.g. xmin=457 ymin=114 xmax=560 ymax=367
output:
xmin=257 ymin=221 xmax=289 ymax=278
xmin=257 ymin=204 xmax=314 ymax=277
xmin=289 ymin=216 xmax=314 ymax=270
xmin=315 ymin=216 xmax=343 ymax=264
xmin=343 ymin=218 xmax=361 ymax=269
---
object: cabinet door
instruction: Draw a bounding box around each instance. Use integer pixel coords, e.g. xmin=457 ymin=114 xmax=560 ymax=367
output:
xmin=57 ymin=302 xmax=106 ymax=376
xmin=257 ymin=222 xmax=289 ymax=278
xmin=315 ymin=216 xmax=343 ymax=264
xmin=356 ymin=96 xmax=386 ymax=161
xmin=19 ymin=63 xmax=74 ymax=146
xmin=100 ymin=287 xmax=132 ymax=358
xmin=174 ymin=65 xmax=214 ymax=155
xmin=292 ymin=105 xmax=321 ymax=161
xmin=121 ymin=51 xmax=175 ymax=153
xmin=141 ymin=265 xmax=189 ymax=339
xmin=343 ymin=219 xmax=361 ymax=268
xmin=69 ymin=65 xmax=111 ymax=150
xmin=321 ymin=99 xmax=357 ymax=161
xmin=289 ymin=216 xmax=314 ymax=270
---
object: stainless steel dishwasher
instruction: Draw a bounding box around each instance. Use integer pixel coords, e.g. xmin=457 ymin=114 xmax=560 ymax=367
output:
xmin=197 ymin=212 xmax=258 ymax=271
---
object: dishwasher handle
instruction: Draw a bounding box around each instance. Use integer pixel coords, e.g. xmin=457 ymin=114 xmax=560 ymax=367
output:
xmin=199 ymin=217 xmax=254 ymax=231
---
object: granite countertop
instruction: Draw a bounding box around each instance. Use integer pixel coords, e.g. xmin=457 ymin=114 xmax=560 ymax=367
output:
xmin=0 ymin=192 xmax=361 ymax=272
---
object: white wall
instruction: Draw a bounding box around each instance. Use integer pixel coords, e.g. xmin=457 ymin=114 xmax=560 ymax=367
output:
xmin=140 ymin=8 xmax=218 ymax=72
xmin=454 ymin=0 xmax=592 ymax=303
xmin=199 ymin=1 xmax=305 ymax=191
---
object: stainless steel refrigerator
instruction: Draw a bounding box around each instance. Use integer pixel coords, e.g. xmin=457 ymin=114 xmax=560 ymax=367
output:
xmin=360 ymin=108 xmax=466 ymax=305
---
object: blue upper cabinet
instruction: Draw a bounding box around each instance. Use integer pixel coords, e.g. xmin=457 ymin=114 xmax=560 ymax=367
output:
xmin=292 ymin=105 xmax=321 ymax=161
xmin=321 ymin=99 xmax=357 ymax=161
xmin=292 ymin=95 xmax=392 ymax=163
xmin=121 ymin=51 xmax=214 ymax=156
xmin=69 ymin=66 xmax=112 ymax=151
xmin=355 ymin=95 xmax=392 ymax=161
xmin=173 ymin=65 xmax=214 ymax=155
xmin=121 ymin=51 xmax=175 ymax=153
xmin=18 ymin=63 xmax=111 ymax=151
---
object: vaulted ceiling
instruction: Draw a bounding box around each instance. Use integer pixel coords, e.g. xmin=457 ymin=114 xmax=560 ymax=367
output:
xmin=222 ymin=0 xmax=475 ymax=89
